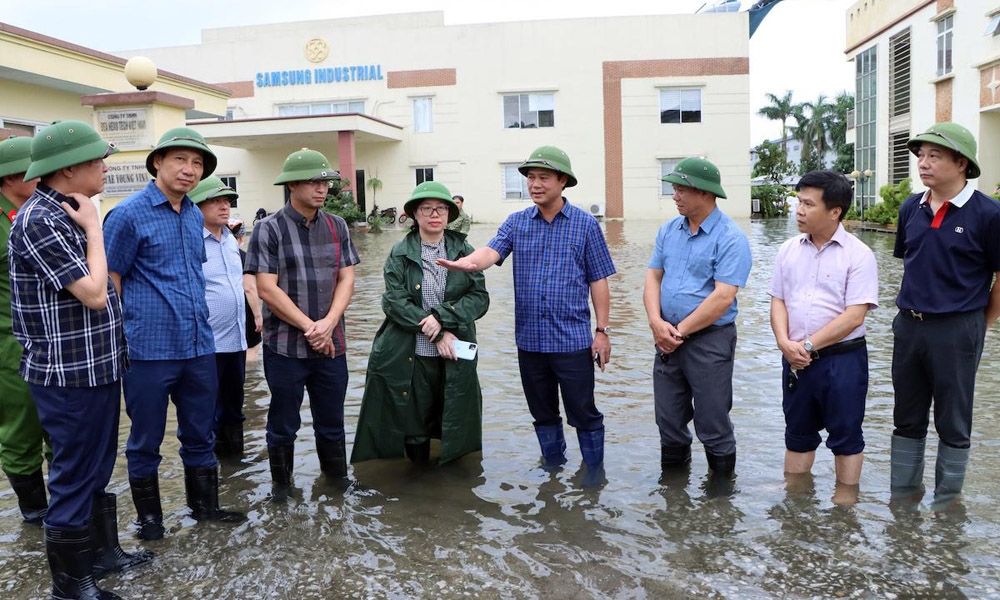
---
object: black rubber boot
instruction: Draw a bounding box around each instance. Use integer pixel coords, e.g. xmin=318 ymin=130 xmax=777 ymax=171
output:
xmin=184 ymin=466 xmax=247 ymax=523
xmin=404 ymin=439 xmax=431 ymax=463
xmin=706 ymin=450 xmax=737 ymax=478
xmin=660 ymin=445 xmax=692 ymax=471
xmin=90 ymin=492 xmax=154 ymax=580
xmin=214 ymin=423 xmax=245 ymax=458
xmin=128 ymin=476 xmax=165 ymax=541
xmin=46 ymin=525 xmax=123 ymax=600
xmin=268 ymin=445 xmax=295 ymax=486
xmin=6 ymin=468 xmax=48 ymax=526
xmin=316 ymin=438 xmax=349 ymax=479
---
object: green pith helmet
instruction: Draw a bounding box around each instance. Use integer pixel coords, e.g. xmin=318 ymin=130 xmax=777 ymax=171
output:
xmin=403 ymin=181 xmax=458 ymax=222
xmin=518 ymin=145 xmax=577 ymax=188
xmin=907 ymin=122 xmax=981 ymax=179
xmin=146 ymin=127 xmax=217 ymax=179
xmin=24 ymin=120 xmax=119 ymax=181
xmin=189 ymin=175 xmax=238 ymax=205
xmin=661 ymin=157 xmax=727 ymax=199
xmin=274 ymin=148 xmax=340 ymax=185
xmin=0 ymin=136 xmax=33 ymax=179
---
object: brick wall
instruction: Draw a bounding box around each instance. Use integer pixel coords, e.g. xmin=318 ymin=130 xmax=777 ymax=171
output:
xmin=936 ymin=78 xmax=953 ymax=122
xmin=215 ymin=81 xmax=254 ymax=98
xmin=387 ymin=69 xmax=457 ymax=89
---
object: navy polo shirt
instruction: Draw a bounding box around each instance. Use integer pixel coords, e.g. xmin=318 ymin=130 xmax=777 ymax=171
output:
xmin=894 ymin=185 xmax=1000 ymax=314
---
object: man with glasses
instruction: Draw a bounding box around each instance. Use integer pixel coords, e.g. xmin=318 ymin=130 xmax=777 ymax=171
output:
xmin=246 ymin=148 xmax=359 ymax=492
xmin=9 ymin=120 xmax=150 ymax=599
xmin=643 ymin=157 xmax=751 ymax=481
xmin=890 ymin=122 xmax=1000 ymax=510
xmin=105 ymin=128 xmax=246 ymax=540
xmin=439 ymin=145 xmax=615 ymax=472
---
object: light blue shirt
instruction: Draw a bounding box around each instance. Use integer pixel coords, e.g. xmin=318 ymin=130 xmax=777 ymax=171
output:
xmin=648 ymin=206 xmax=752 ymax=326
xmin=203 ymin=226 xmax=246 ymax=353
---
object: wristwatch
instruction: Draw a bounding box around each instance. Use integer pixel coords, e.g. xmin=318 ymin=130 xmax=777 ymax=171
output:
xmin=595 ymin=327 xmax=611 ymax=335
xmin=804 ymin=339 xmax=814 ymax=352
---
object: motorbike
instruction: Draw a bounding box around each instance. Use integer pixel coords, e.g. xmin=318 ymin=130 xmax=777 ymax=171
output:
xmin=367 ymin=204 xmax=397 ymax=225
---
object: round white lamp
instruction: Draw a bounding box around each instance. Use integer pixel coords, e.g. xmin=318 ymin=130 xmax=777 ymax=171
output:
xmin=124 ymin=56 xmax=157 ymax=91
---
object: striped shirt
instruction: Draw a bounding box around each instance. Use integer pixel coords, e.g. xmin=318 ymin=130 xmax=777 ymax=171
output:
xmin=415 ymin=238 xmax=447 ymax=357
xmin=104 ymin=181 xmax=215 ymax=360
xmin=487 ymin=199 xmax=616 ymax=353
xmin=245 ymin=204 xmax=360 ymax=359
xmin=8 ymin=184 xmax=127 ymax=387
xmin=203 ymin=226 xmax=247 ymax=353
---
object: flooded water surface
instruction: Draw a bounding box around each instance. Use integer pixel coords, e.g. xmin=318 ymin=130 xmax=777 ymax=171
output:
xmin=2 ymin=217 xmax=1000 ymax=599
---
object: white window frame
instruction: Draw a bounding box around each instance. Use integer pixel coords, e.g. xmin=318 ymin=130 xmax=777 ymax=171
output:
xmin=659 ymin=159 xmax=682 ymax=196
xmin=501 ymin=163 xmax=531 ymax=201
xmin=415 ymin=167 xmax=434 ymax=185
xmin=936 ymin=15 xmax=954 ymax=77
xmin=502 ymin=93 xmax=555 ymax=129
xmin=218 ymin=175 xmax=238 ymax=207
xmin=276 ymin=100 xmax=365 ymax=117
xmin=412 ymin=97 xmax=433 ymax=133
xmin=0 ymin=117 xmax=47 ymax=136
xmin=659 ymin=88 xmax=703 ymax=124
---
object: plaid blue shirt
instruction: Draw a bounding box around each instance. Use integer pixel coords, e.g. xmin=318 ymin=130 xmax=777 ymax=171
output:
xmin=8 ymin=184 xmax=127 ymax=387
xmin=104 ymin=181 xmax=215 ymax=360
xmin=203 ymin=227 xmax=246 ymax=353
xmin=648 ymin=206 xmax=752 ymax=326
xmin=245 ymin=204 xmax=360 ymax=359
xmin=487 ymin=199 xmax=616 ymax=353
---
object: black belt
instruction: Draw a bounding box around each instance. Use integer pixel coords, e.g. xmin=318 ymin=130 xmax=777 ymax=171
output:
xmin=810 ymin=336 xmax=866 ymax=360
xmin=900 ymin=309 xmax=965 ymax=322
xmin=681 ymin=322 xmax=734 ymax=341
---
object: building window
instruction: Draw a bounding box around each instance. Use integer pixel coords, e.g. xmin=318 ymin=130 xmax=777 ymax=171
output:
xmin=660 ymin=160 xmax=681 ymax=196
xmin=889 ymin=132 xmax=910 ymax=185
xmin=855 ymin=46 xmax=877 ymax=212
xmin=503 ymin=93 xmax=555 ymax=129
xmin=218 ymin=175 xmax=238 ymax=208
xmin=936 ymin=15 xmax=953 ymax=77
xmin=501 ymin=163 xmax=530 ymax=200
xmin=277 ymin=101 xmax=365 ymax=117
xmin=889 ymin=29 xmax=911 ymax=117
xmin=659 ymin=88 xmax=702 ymax=124
xmin=413 ymin=97 xmax=433 ymax=133
xmin=0 ymin=117 xmax=45 ymax=136
xmin=415 ymin=168 xmax=434 ymax=185
xmin=986 ymin=13 xmax=1000 ymax=37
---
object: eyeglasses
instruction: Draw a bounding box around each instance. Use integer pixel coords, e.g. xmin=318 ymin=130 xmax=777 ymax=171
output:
xmin=417 ymin=205 xmax=449 ymax=216
xmin=302 ymin=180 xmax=336 ymax=189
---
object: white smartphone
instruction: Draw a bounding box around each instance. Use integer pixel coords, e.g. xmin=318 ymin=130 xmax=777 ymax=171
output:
xmin=452 ymin=339 xmax=478 ymax=360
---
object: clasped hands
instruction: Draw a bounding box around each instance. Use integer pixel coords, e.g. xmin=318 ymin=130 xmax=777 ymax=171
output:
xmin=419 ymin=314 xmax=459 ymax=360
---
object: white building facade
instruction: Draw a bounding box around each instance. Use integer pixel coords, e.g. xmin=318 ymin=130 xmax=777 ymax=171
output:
xmin=845 ymin=0 xmax=1000 ymax=208
xmin=120 ymin=11 xmax=752 ymax=222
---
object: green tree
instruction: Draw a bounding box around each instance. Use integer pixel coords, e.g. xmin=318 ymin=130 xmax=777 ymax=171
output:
xmin=752 ymin=140 xmax=794 ymax=184
xmin=322 ymin=177 xmax=365 ymax=223
xmin=829 ymin=92 xmax=855 ymax=174
xmin=790 ymin=94 xmax=836 ymax=173
xmin=758 ymin=91 xmax=796 ymax=157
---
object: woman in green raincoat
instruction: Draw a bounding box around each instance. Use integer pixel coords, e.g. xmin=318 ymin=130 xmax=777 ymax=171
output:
xmin=351 ymin=182 xmax=489 ymax=465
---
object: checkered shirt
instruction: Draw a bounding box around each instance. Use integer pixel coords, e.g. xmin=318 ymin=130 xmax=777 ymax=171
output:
xmin=415 ymin=238 xmax=447 ymax=357
xmin=104 ymin=181 xmax=215 ymax=360
xmin=487 ymin=199 xmax=616 ymax=353
xmin=245 ymin=204 xmax=360 ymax=359
xmin=8 ymin=184 xmax=127 ymax=387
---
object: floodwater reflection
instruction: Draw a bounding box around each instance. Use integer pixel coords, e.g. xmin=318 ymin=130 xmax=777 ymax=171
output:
xmin=2 ymin=217 xmax=1000 ymax=599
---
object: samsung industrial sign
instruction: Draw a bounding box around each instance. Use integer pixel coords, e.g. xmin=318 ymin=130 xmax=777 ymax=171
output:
xmin=255 ymin=65 xmax=384 ymax=88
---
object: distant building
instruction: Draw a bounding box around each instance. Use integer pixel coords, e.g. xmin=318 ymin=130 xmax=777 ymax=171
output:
xmin=749 ymin=136 xmax=837 ymax=175
xmin=845 ymin=0 xmax=1000 ymax=209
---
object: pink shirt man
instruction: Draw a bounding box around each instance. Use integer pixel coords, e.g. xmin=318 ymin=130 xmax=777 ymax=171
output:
xmin=768 ymin=223 xmax=879 ymax=342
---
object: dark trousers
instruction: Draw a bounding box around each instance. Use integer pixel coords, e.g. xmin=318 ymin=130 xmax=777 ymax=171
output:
xmin=30 ymin=381 xmax=119 ymax=528
xmin=653 ymin=324 xmax=737 ymax=456
xmin=124 ymin=356 xmax=219 ymax=478
xmin=0 ymin=359 xmax=50 ymax=475
xmin=263 ymin=347 xmax=348 ymax=447
xmin=517 ymin=348 xmax=603 ymax=430
xmin=214 ymin=351 xmax=247 ymax=429
xmin=892 ymin=310 xmax=986 ymax=448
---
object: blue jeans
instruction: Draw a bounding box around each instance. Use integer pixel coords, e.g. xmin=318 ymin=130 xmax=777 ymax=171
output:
xmin=31 ymin=381 xmax=120 ymax=528
xmin=517 ymin=348 xmax=603 ymax=430
xmin=263 ymin=347 xmax=348 ymax=447
xmin=124 ymin=355 xmax=219 ymax=478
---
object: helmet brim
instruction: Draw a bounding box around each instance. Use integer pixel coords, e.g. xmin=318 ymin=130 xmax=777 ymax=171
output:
xmin=24 ymin=140 xmax=119 ymax=181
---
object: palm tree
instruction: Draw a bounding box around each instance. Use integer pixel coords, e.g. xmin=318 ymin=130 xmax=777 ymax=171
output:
xmin=758 ymin=91 xmax=795 ymax=156
xmin=790 ymin=95 xmax=836 ymax=171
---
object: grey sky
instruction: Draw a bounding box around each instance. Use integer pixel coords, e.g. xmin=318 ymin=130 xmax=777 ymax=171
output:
xmin=1 ymin=0 xmax=855 ymax=144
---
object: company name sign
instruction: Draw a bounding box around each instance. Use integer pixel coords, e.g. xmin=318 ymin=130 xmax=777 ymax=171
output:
xmin=256 ymin=65 xmax=384 ymax=88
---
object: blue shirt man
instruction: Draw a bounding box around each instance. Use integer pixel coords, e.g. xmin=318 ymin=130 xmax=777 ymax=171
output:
xmin=643 ymin=157 xmax=751 ymax=479
xmin=440 ymin=145 xmax=615 ymax=470
xmin=104 ymin=128 xmax=245 ymax=541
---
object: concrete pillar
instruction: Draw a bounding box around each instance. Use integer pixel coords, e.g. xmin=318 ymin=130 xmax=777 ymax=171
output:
xmin=338 ymin=130 xmax=356 ymax=192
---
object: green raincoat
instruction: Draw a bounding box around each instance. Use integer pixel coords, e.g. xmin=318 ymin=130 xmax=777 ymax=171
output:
xmin=351 ymin=230 xmax=489 ymax=464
